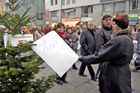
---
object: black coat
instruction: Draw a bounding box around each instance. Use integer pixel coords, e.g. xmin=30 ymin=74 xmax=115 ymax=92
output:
xmin=96 ymin=28 xmax=112 ymax=52
xmin=82 ymin=30 xmax=133 ymax=93
xmin=80 ymin=29 xmax=96 ymax=56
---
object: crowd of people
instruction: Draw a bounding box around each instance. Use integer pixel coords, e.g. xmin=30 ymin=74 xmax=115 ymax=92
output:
xmin=19 ymin=12 xmax=140 ymax=93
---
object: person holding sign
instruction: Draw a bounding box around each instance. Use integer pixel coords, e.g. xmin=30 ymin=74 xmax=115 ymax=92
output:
xmin=55 ymin=23 xmax=68 ymax=85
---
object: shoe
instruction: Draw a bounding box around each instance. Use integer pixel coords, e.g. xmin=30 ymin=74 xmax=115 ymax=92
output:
xmin=132 ymin=69 xmax=138 ymax=72
xmin=56 ymin=80 xmax=63 ymax=85
xmin=63 ymin=80 xmax=68 ymax=83
xmin=91 ymin=77 xmax=96 ymax=81
xmin=79 ymin=74 xmax=87 ymax=77
xmin=72 ymin=68 xmax=78 ymax=70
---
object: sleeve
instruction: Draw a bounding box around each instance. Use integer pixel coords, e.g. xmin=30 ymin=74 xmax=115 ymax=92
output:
xmin=80 ymin=32 xmax=88 ymax=51
xmin=95 ymin=30 xmax=105 ymax=52
xmin=82 ymin=38 xmax=120 ymax=64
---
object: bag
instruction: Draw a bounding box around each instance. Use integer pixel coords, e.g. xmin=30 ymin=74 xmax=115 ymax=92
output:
xmin=134 ymin=53 xmax=140 ymax=70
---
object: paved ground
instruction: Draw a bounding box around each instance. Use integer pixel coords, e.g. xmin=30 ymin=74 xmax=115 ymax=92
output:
xmin=37 ymin=61 xmax=140 ymax=93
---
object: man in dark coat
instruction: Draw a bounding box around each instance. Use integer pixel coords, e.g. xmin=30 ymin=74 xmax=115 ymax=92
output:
xmin=79 ymin=13 xmax=133 ymax=93
xmin=95 ymin=14 xmax=113 ymax=79
xmin=79 ymin=22 xmax=96 ymax=81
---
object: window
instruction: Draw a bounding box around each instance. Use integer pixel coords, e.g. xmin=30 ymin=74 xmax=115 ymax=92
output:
xmin=51 ymin=11 xmax=57 ymax=18
xmin=67 ymin=0 xmax=70 ymax=5
xmin=103 ymin=3 xmax=111 ymax=14
xmin=115 ymin=2 xmax=125 ymax=12
xmin=132 ymin=0 xmax=139 ymax=9
xmin=55 ymin=0 xmax=57 ymax=5
xmin=37 ymin=12 xmax=43 ymax=20
xmin=82 ymin=6 xmax=93 ymax=17
xmin=72 ymin=0 xmax=76 ymax=4
xmin=63 ymin=9 xmax=75 ymax=18
xmin=62 ymin=0 xmax=65 ymax=6
xmin=51 ymin=0 xmax=53 ymax=5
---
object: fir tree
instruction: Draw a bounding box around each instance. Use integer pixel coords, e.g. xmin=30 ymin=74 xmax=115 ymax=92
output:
xmin=0 ymin=0 xmax=56 ymax=92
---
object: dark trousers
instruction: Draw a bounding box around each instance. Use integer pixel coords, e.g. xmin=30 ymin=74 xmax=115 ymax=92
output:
xmin=72 ymin=63 xmax=77 ymax=69
xmin=58 ymin=72 xmax=67 ymax=81
xmin=95 ymin=63 xmax=102 ymax=79
xmin=79 ymin=62 xmax=95 ymax=79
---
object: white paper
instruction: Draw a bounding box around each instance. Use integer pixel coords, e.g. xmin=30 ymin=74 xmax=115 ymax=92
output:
xmin=32 ymin=31 xmax=79 ymax=77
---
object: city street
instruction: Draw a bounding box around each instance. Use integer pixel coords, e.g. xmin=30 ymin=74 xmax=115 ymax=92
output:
xmin=37 ymin=61 xmax=140 ymax=93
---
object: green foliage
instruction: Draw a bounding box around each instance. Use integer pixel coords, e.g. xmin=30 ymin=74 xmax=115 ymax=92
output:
xmin=0 ymin=0 xmax=34 ymax=34
xmin=0 ymin=0 xmax=56 ymax=93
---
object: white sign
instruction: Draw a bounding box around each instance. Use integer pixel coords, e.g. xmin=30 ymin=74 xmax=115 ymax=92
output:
xmin=32 ymin=31 xmax=79 ymax=77
xmin=11 ymin=34 xmax=33 ymax=46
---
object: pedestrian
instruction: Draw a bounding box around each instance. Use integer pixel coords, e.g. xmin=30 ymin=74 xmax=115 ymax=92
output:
xmin=44 ymin=21 xmax=51 ymax=34
xmin=79 ymin=13 xmax=133 ymax=93
xmin=79 ymin=22 xmax=96 ymax=81
xmin=34 ymin=25 xmax=44 ymax=40
xmin=55 ymin=23 xmax=68 ymax=85
xmin=95 ymin=14 xmax=113 ymax=79
xmin=66 ymin=27 xmax=78 ymax=70
xmin=134 ymin=28 xmax=140 ymax=71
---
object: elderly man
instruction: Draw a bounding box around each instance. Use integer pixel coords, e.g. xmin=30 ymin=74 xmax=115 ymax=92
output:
xmin=79 ymin=22 xmax=96 ymax=81
xmin=79 ymin=13 xmax=133 ymax=93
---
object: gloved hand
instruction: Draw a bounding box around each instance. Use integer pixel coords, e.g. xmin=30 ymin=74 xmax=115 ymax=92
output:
xmin=78 ymin=56 xmax=91 ymax=65
xmin=78 ymin=57 xmax=83 ymax=62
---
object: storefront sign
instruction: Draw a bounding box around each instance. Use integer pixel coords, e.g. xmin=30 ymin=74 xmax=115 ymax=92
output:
xmin=62 ymin=17 xmax=80 ymax=26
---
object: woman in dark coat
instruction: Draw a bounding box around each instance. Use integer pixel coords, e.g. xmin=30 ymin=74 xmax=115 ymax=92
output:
xmin=79 ymin=13 xmax=133 ymax=93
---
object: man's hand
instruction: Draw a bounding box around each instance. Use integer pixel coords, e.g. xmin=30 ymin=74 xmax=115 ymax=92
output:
xmin=78 ymin=57 xmax=83 ymax=62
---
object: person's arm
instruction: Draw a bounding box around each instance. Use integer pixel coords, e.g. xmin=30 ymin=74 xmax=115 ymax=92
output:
xmin=80 ymin=32 xmax=88 ymax=51
xmin=80 ymin=38 xmax=120 ymax=64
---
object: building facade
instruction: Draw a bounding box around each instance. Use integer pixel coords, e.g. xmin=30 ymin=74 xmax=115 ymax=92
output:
xmin=0 ymin=0 xmax=4 ymax=13
xmin=4 ymin=0 xmax=46 ymax=25
xmin=45 ymin=0 xmax=140 ymax=26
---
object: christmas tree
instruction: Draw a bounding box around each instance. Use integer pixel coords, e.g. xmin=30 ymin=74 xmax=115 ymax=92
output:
xmin=0 ymin=0 xmax=56 ymax=92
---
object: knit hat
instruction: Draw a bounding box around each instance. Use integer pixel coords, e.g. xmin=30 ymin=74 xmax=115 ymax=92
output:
xmin=113 ymin=13 xmax=129 ymax=29
xmin=102 ymin=14 xmax=112 ymax=20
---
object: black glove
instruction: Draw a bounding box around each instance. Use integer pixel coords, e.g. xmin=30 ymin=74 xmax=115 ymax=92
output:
xmin=78 ymin=57 xmax=83 ymax=62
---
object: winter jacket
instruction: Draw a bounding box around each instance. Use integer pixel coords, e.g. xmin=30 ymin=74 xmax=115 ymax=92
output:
xmin=80 ymin=29 xmax=96 ymax=56
xmin=82 ymin=30 xmax=133 ymax=93
xmin=96 ymin=28 xmax=112 ymax=52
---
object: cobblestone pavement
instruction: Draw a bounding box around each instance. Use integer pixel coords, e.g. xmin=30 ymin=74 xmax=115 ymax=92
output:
xmin=37 ymin=61 xmax=140 ymax=93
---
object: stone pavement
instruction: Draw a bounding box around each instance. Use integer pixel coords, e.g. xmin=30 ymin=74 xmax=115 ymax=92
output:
xmin=37 ymin=61 xmax=140 ymax=93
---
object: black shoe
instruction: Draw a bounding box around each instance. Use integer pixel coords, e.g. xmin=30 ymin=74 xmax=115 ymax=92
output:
xmin=63 ymin=80 xmax=68 ymax=83
xmin=72 ymin=67 xmax=78 ymax=70
xmin=91 ymin=77 xmax=96 ymax=81
xmin=79 ymin=74 xmax=87 ymax=77
xmin=56 ymin=80 xmax=63 ymax=85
